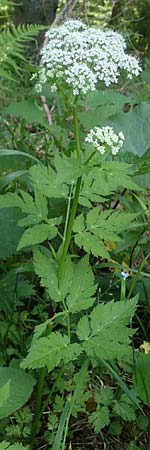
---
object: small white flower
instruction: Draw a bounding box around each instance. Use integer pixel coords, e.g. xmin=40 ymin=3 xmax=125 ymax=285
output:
xmin=34 ymin=20 xmax=141 ymax=96
xmin=121 ymin=271 xmax=129 ymax=280
xmin=85 ymin=126 xmax=125 ymax=155
xmin=51 ymin=83 xmax=57 ymax=92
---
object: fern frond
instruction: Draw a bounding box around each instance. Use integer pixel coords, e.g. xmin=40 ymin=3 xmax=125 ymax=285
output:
xmin=0 ymin=24 xmax=46 ymax=76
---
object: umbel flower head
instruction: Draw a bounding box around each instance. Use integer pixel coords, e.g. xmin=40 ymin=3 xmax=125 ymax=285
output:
xmin=35 ymin=19 xmax=141 ymax=96
xmin=85 ymin=126 xmax=125 ymax=155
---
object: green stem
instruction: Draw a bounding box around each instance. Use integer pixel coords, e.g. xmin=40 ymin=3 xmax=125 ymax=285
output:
xmin=120 ymin=278 xmax=126 ymax=301
xmin=29 ymin=366 xmax=63 ymax=449
xmin=58 ymin=176 xmax=82 ymax=282
xmin=84 ymin=150 xmax=96 ymax=165
xmin=30 ymin=367 xmax=46 ymax=449
xmin=58 ymin=102 xmax=82 ymax=282
xmin=72 ymin=102 xmax=81 ymax=160
xmin=63 ymin=182 xmax=74 ymax=243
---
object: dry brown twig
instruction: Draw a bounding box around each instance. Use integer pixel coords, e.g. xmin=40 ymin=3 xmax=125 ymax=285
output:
xmin=40 ymin=0 xmax=79 ymax=125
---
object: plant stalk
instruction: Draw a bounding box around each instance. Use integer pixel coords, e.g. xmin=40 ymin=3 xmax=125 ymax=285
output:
xmin=58 ymin=176 xmax=82 ymax=282
xmin=58 ymin=102 xmax=82 ymax=282
xmin=30 ymin=367 xmax=46 ymax=449
xmin=72 ymin=102 xmax=81 ymax=161
xmin=30 ymin=366 xmax=64 ymax=449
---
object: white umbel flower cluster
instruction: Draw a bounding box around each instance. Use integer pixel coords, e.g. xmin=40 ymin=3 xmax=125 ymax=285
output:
xmin=35 ymin=19 xmax=141 ymax=96
xmin=85 ymin=126 xmax=125 ymax=155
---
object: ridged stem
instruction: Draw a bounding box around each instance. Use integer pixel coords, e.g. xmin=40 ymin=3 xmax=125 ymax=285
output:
xmin=58 ymin=102 xmax=81 ymax=282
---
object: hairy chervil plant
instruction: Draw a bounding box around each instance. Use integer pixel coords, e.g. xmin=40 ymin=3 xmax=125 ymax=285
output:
xmin=0 ymin=19 xmax=145 ymax=450
xmin=34 ymin=19 xmax=141 ymax=95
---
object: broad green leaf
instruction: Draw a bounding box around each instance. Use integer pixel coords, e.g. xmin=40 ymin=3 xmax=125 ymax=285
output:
xmin=108 ymin=103 xmax=150 ymax=156
xmin=79 ymin=90 xmax=132 ymax=129
xmin=134 ymin=173 xmax=150 ymax=190
xmin=0 ymin=380 xmax=10 ymax=407
xmin=4 ymin=100 xmax=47 ymax=126
xmin=80 ymin=100 xmax=150 ymax=156
xmin=88 ymin=406 xmax=110 ymax=432
xmin=0 ymin=368 xmax=35 ymax=419
xmin=82 ymin=90 xmax=132 ymax=109
xmin=21 ymin=332 xmax=81 ymax=371
xmin=77 ymin=298 xmax=137 ymax=362
xmin=133 ymin=353 xmax=150 ymax=405
xmin=3 ymin=101 xmax=68 ymax=146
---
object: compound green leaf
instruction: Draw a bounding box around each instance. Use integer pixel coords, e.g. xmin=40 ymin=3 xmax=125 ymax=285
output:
xmin=29 ymin=164 xmax=68 ymax=199
xmin=113 ymin=394 xmax=137 ymax=421
xmin=77 ymin=297 xmax=137 ymax=362
xmin=74 ymin=207 xmax=138 ymax=259
xmin=80 ymin=162 xmax=141 ymax=207
xmin=66 ymin=256 xmax=96 ymax=313
xmin=33 ymin=248 xmax=61 ymax=302
xmin=89 ymin=406 xmax=110 ymax=432
xmin=54 ymin=154 xmax=83 ymax=183
xmin=77 ymin=316 xmax=90 ymax=341
xmin=21 ymin=332 xmax=81 ymax=372
xmin=17 ymin=222 xmax=58 ymax=250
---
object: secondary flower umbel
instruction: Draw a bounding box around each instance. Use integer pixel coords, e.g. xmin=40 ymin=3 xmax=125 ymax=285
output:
xmin=34 ymin=19 xmax=141 ymax=96
xmin=85 ymin=126 xmax=125 ymax=155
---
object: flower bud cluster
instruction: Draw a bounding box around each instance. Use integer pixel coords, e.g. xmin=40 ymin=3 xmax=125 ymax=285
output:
xmin=35 ymin=19 xmax=141 ymax=96
xmin=85 ymin=126 xmax=125 ymax=155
